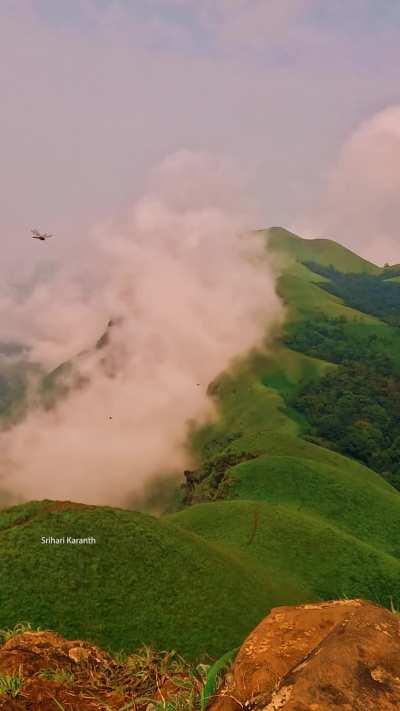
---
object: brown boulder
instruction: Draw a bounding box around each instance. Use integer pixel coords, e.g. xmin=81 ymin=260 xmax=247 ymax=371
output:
xmin=209 ymin=599 xmax=400 ymax=711
xmin=0 ymin=630 xmax=112 ymax=676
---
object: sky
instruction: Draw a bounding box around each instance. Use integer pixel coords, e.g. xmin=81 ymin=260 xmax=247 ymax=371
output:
xmin=1 ymin=0 xmax=400 ymax=273
xmin=1 ymin=1 xmax=400 ymax=505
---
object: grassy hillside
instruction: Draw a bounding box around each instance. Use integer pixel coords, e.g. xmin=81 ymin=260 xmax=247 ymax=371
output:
xmin=169 ymin=500 xmax=400 ymax=606
xmin=266 ymin=226 xmax=380 ymax=274
xmin=0 ymin=500 xmax=308 ymax=659
xmin=172 ymin=226 xmax=400 ymax=615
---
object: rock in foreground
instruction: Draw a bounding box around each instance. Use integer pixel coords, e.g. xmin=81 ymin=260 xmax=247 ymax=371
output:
xmin=0 ymin=629 xmax=200 ymax=709
xmin=209 ymin=599 xmax=400 ymax=711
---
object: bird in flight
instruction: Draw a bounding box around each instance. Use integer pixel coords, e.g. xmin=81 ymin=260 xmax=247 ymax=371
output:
xmin=31 ymin=229 xmax=53 ymax=241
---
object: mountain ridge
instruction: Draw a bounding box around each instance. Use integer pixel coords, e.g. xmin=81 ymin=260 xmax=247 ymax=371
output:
xmin=0 ymin=226 xmax=399 ymax=660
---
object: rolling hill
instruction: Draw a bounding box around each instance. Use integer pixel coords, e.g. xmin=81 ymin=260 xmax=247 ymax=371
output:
xmin=0 ymin=226 xmax=399 ymax=660
xmin=0 ymin=499 xmax=308 ymax=659
xmin=169 ymin=227 xmax=400 ymax=627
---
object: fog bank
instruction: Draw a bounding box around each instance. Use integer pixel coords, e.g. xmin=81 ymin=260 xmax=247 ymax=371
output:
xmin=0 ymin=152 xmax=282 ymax=506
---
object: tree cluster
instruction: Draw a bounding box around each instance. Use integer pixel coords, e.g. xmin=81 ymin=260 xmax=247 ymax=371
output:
xmin=286 ymin=315 xmax=400 ymax=491
xmin=303 ymin=262 xmax=400 ymax=326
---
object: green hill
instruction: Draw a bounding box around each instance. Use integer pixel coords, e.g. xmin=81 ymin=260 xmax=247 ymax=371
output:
xmin=0 ymin=226 xmax=400 ymax=659
xmin=265 ymin=226 xmax=380 ymax=274
xmin=168 ymin=499 xmax=400 ymax=605
xmin=0 ymin=500 xmax=308 ymax=659
xmin=171 ymin=226 xmax=400 ymax=618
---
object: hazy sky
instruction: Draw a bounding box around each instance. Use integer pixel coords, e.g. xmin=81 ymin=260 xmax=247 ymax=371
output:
xmin=1 ymin=1 xmax=400 ymax=505
xmin=1 ymin=0 xmax=400 ymax=270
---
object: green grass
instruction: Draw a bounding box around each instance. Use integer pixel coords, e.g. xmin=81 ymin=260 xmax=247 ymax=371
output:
xmin=224 ymin=430 xmax=394 ymax=488
xmin=169 ymin=500 xmax=400 ymax=608
xmin=0 ymin=500 xmax=302 ymax=660
xmin=173 ymin=226 xmax=400 ymax=626
xmin=188 ymin=346 xmax=330 ymax=466
xmin=200 ymin=647 xmax=238 ymax=711
xmin=0 ymin=668 xmax=24 ymax=698
xmin=0 ymin=621 xmax=42 ymax=643
xmin=226 ymin=455 xmax=400 ymax=554
xmin=277 ymin=262 xmax=383 ymax=323
xmin=264 ymin=231 xmax=400 ymax=363
xmin=265 ymin=227 xmax=380 ymax=274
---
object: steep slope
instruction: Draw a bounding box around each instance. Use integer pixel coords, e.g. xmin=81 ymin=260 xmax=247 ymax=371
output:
xmin=173 ymin=226 xmax=400 ymax=613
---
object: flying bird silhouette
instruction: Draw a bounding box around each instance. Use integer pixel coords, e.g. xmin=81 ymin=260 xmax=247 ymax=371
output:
xmin=31 ymin=229 xmax=53 ymax=241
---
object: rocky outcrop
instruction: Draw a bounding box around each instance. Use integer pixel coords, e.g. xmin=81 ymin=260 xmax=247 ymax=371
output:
xmin=0 ymin=630 xmax=119 ymax=710
xmin=208 ymin=599 xmax=400 ymax=711
xmin=182 ymin=450 xmax=258 ymax=504
xmin=2 ymin=599 xmax=400 ymax=709
xmin=0 ymin=630 xmax=197 ymax=710
xmin=0 ymin=629 xmax=111 ymax=677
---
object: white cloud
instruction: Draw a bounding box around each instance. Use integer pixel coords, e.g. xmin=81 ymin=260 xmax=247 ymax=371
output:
xmin=302 ymin=106 xmax=400 ymax=264
xmin=0 ymin=151 xmax=283 ymax=506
